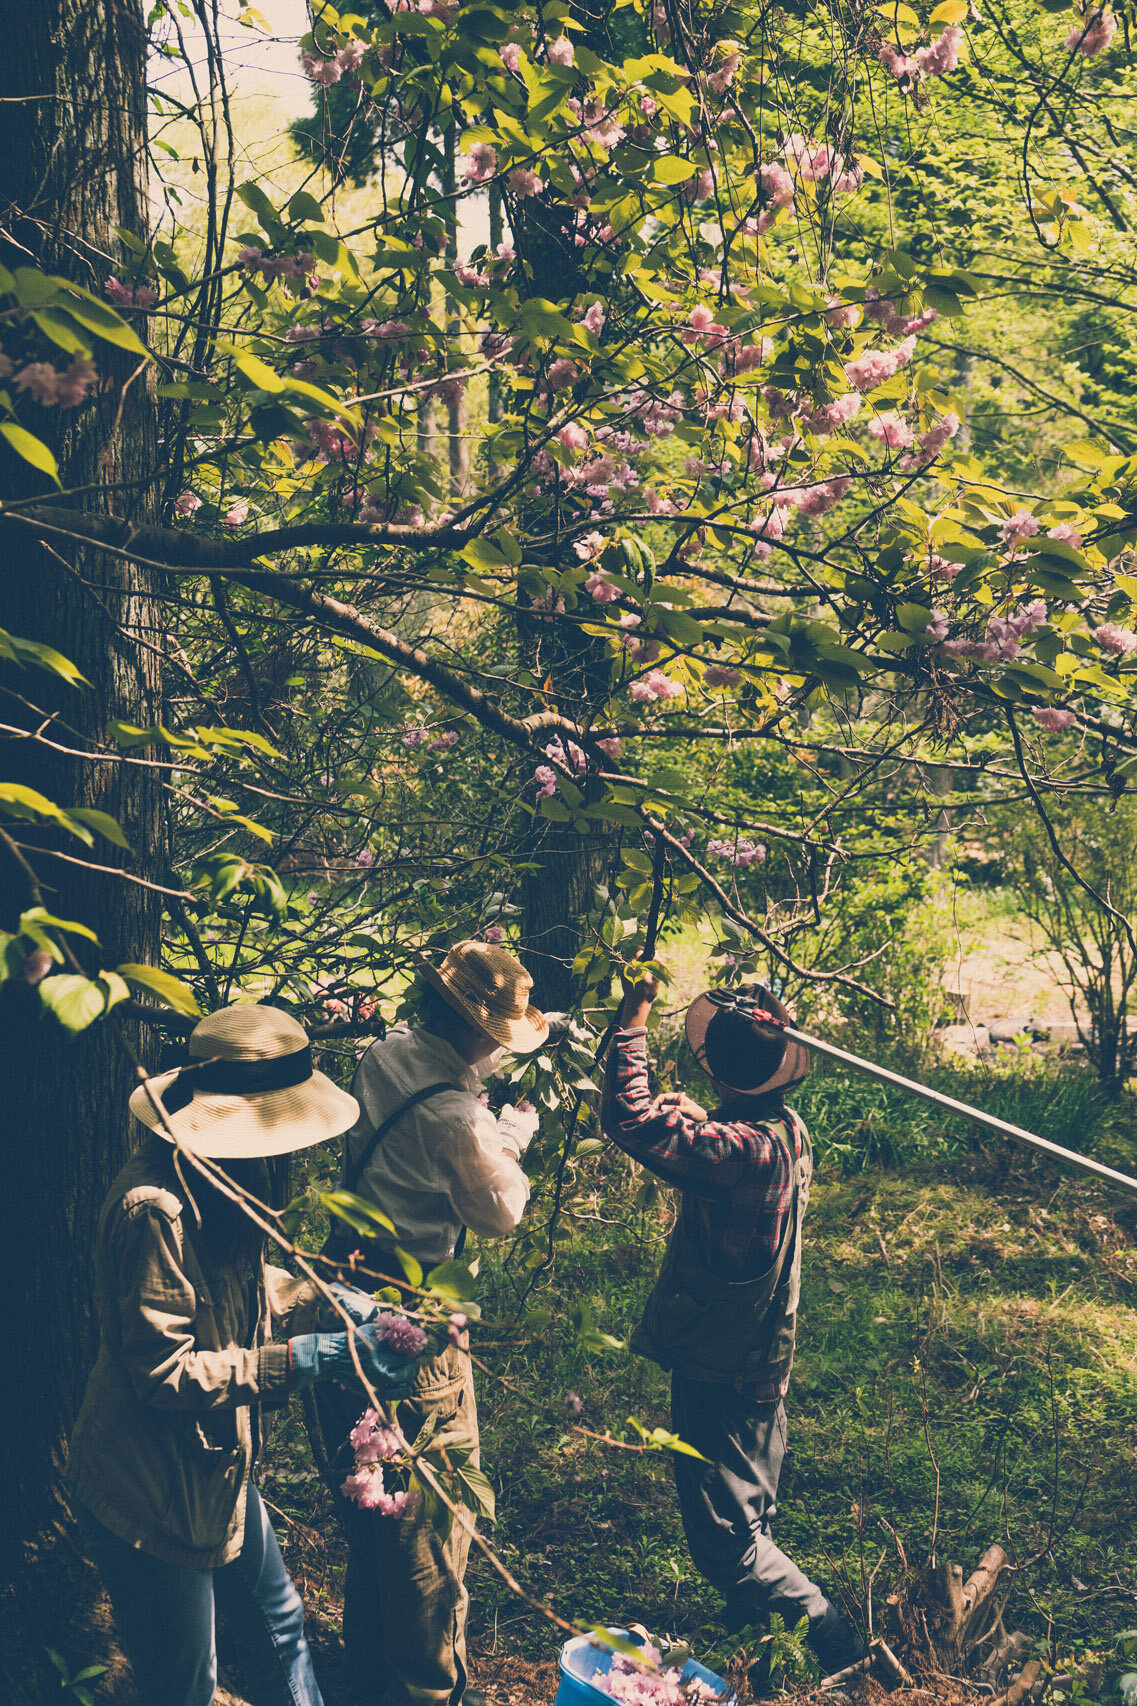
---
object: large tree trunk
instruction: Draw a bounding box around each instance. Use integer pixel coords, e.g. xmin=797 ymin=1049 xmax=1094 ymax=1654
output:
xmin=0 ymin=0 xmax=161 ymax=1689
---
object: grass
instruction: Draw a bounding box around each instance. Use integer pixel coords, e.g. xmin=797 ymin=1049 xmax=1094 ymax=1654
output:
xmin=262 ymin=1056 xmax=1137 ymax=1696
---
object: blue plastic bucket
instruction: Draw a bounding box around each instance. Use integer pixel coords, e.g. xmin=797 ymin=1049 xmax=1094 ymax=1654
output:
xmin=556 ymin=1629 xmax=735 ymax=1706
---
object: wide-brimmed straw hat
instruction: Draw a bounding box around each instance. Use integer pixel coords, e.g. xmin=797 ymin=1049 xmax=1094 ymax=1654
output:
xmin=129 ymin=1004 xmax=360 ymax=1159
xmin=686 ymin=984 xmax=810 ymax=1096
xmin=415 ymin=940 xmax=548 ymax=1053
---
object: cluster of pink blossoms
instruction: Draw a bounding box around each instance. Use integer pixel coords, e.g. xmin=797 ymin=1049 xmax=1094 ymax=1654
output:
xmin=105 ymin=277 xmax=158 ymax=310
xmin=301 ymin=40 xmax=366 ymax=86
xmin=941 ymin=600 xmax=1048 ymax=662
xmin=868 ymin=411 xmax=914 ymax=451
xmin=630 ymin=670 xmax=684 ymax=704
xmin=596 ymin=1649 xmax=721 ymax=1706
xmin=462 ymin=141 xmax=497 ymax=186
xmin=341 ymin=1409 xmax=414 ymax=1515
xmin=845 ymin=334 xmax=916 ymax=393
xmin=1096 ymin=622 xmax=1137 ymax=655
xmin=879 ymin=23 xmax=963 ymax=83
xmin=1033 ymin=707 xmax=1077 ymax=732
xmin=707 ymin=837 xmax=766 ymax=868
xmin=373 ymin=1311 xmax=429 ymax=1355
xmin=1066 ymin=7 xmax=1116 ymax=54
xmin=901 ymin=412 xmax=961 ymax=469
xmin=237 ymin=247 xmax=317 ymax=286
xmin=4 ymin=353 xmax=97 ymax=407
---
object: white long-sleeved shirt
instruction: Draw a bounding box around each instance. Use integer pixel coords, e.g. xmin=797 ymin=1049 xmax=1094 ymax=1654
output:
xmin=342 ymin=1024 xmax=532 ymax=1264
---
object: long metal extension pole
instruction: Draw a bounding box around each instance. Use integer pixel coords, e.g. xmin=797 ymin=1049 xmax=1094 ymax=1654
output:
xmin=782 ymin=1025 xmax=1137 ymax=1198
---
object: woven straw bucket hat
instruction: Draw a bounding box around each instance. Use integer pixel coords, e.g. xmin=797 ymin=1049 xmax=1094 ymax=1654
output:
xmin=128 ymin=1004 xmax=360 ymax=1159
xmin=415 ymin=940 xmax=548 ymax=1053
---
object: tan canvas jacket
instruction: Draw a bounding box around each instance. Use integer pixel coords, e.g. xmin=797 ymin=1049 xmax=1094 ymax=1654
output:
xmin=68 ymin=1137 xmax=318 ymax=1569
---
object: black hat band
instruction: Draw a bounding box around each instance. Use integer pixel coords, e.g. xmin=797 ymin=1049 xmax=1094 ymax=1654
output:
xmin=162 ymin=1044 xmax=314 ymax=1115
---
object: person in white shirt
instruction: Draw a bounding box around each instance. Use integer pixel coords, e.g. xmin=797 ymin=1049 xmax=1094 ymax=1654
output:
xmin=317 ymin=941 xmax=547 ymax=1706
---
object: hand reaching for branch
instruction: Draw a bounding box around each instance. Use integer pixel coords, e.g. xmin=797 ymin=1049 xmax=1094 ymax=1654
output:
xmin=619 ymin=960 xmax=664 ymax=1029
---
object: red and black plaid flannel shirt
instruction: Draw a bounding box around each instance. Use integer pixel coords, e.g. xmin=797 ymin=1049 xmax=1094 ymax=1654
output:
xmin=604 ymin=1026 xmax=805 ymax=1398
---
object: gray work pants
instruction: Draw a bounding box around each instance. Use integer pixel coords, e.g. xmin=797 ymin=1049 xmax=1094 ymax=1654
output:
xmin=670 ymin=1377 xmax=828 ymax=1631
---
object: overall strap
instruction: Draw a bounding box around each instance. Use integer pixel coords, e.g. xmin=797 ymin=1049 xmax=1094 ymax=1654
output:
xmin=343 ymin=1081 xmax=456 ymax=1192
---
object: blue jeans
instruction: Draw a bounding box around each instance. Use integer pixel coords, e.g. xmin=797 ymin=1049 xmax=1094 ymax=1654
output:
xmin=74 ymin=1481 xmax=324 ymax=1706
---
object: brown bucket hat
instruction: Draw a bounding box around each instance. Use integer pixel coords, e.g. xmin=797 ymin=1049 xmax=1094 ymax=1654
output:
xmin=414 ymin=940 xmax=548 ymax=1053
xmin=685 ymin=984 xmax=810 ymax=1095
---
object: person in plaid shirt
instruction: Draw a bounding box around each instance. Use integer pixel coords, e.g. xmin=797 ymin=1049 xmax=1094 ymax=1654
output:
xmin=603 ymin=966 xmax=865 ymax=1686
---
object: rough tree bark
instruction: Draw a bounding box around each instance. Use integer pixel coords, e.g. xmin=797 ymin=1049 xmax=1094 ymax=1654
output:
xmin=0 ymin=0 xmax=162 ymax=1686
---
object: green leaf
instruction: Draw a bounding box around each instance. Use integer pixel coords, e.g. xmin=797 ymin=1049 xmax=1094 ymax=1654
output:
xmin=235 ymin=180 xmax=281 ymax=230
xmin=1 ymin=630 xmax=88 ymax=685
xmin=19 ymin=905 xmax=99 ymax=945
xmin=31 ymin=308 xmax=92 ymax=355
xmin=452 ymin=1460 xmax=496 ymax=1522
xmin=651 ymin=156 xmax=697 ymax=185
xmin=395 ymin=1247 xmax=424 ymax=1286
xmin=58 ymin=290 xmax=150 ymax=355
xmin=0 ymin=782 xmax=91 ymax=839
xmin=287 ymin=190 xmax=325 ymax=224
xmin=115 ymin=963 xmax=201 ymax=1015
xmin=39 ymin=974 xmax=109 ymax=1033
xmin=320 ymin=1190 xmax=398 ymax=1239
xmin=427 ymin=1260 xmax=479 ymax=1302
xmin=67 ymin=808 xmax=131 ymax=849
xmin=0 ymin=424 xmax=60 ymax=485
xmin=234 ymin=351 xmax=286 ymax=394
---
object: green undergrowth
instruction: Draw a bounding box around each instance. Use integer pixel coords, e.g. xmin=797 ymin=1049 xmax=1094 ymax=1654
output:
xmin=262 ymin=1060 xmax=1137 ymax=1692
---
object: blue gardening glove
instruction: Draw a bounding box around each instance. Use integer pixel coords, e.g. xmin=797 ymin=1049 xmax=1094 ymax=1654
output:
xmin=288 ymin=1324 xmax=419 ymax=1395
xmin=327 ymin=1282 xmax=379 ymax=1326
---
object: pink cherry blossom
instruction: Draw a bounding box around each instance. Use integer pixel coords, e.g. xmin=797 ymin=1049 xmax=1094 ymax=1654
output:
xmin=53 ymin=356 xmax=98 ymax=406
xmin=372 ymin=1311 xmax=428 ymax=1355
xmin=546 ymin=358 xmax=579 ymax=391
xmin=1000 ymin=508 xmax=1041 ymax=546
xmin=547 ymin=37 xmax=574 ymax=65
xmin=301 ymin=51 xmax=342 ymax=86
xmin=1096 ymin=622 xmax=1137 ymax=655
xmin=508 ymin=167 xmax=542 ymax=197
xmin=500 ymin=42 xmax=522 ymax=72
xmin=704 ymin=666 xmax=741 ymax=688
xmin=580 ymin=301 xmax=606 ymax=336
xmin=867 ymin=411 xmax=914 ymax=450
xmin=483 ymin=926 xmax=505 ymax=943
xmin=336 ymin=40 xmax=366 ymax=73
xmin=879 ymin=42 xmax=919 ymax=78
xmin=707 ymin=837 xmax=766 ymax=868
xmin=585 ymin=572 xmax=619 ymax=602
xmin=534 ymin=765 xmax=557 ymax=800
xmin=808 ymin=393 xmax=861 ymax=434
xmin=174 ymin=491 xmax=202 ymax=517
xmin=916 ymin=23 xmax=963 ymax=76
xmin=1047 ymin=521 xmax=1083 ymax=547
xmin=594 ymin=736 xmax=622 ymax=761
xmin=1032 ymin=707 xmax=1077 ymax=731
xmin=1066 ymin=8 xmax=1116 ymax=54
xmin=13 ymin=362 xmax=63 ymax=404
xmin=224 ymin=500 xmax=250 ymax=526
xmin=630 ymin=670 xmax=684 ymax=703
xmin=573 ymin=531 xmax=605 ymax=561
xmin=462 ymin=141 xmax=497 ymax=186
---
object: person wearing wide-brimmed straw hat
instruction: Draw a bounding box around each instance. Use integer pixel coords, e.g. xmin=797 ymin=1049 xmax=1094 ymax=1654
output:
xmin=67 ymin=1004 xmax=423 ymax=1706
xmin=601 ymin=965 xmax=866 ymax=1691
xmin=319 ymin=939 xmax=546 ymax=1706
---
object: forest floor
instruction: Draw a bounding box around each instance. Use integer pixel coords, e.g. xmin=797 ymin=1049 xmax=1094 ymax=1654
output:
xmin=234 ymin=1113 xmax=1137 ymax=1706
